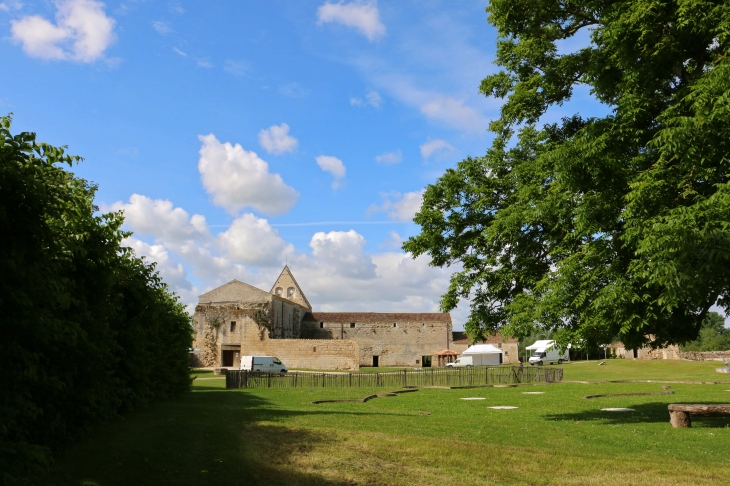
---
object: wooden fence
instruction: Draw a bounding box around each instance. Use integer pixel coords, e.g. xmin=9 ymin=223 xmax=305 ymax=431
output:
xmin=225 ymin=366 xmax=562 ymax=389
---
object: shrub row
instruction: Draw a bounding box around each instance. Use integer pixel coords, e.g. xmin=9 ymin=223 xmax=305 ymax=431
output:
xmin=0 ymin=116 xmax=194 ymax=484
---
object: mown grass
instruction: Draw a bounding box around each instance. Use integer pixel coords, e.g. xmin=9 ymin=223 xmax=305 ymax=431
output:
xmin=40 ymin=360 xmax=730 ymax=485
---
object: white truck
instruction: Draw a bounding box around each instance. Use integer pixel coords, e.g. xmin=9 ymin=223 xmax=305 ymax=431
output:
xmin=446 ymin=356 xmax=474 ymax=368
xmin=526 ymin=340 xmax=570 ymax=366
xmin=239 ymin=356 xmax=288 ymax=373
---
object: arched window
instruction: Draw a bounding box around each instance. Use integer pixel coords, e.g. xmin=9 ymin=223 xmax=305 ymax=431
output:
xmin=275 ymin=287 xmax=283 ymax=296
xmin=287 ymin=287 xmax=295 ymax=297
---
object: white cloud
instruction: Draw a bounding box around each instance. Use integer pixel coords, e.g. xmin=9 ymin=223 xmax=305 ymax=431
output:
xmin=106 ymin=194 xmax=210 ymax=244
xmin=198 ymin=134 xmax=299 ymax=216
xmin=11 ymin=0 xmax=116 ymax=62
xmin=172 ymin=47 xmax=187 ymax=57
xmin=368 ymin=190 xmax=423 ymax=222
xmin=315 ymin=155 xmax=346 ymax=189
xmin=420 ymin=138 xmax=455 ymax=160
xmin=350 ymin=87 xmax=382 ymax=107
xmin=168 ymin=2 xmax=184 ymax=14
xmin=218 ymin=213 xmax=293 ymax=267
xmin=258 ymin=123 xmax=298 ymax=155
xmin=309 ymin=230 xmax=376 ymax=279
xmin=124 ymin=236 xmax=192 ymax=293
xmin=317 ymin=1 xmax=385 ymax=41
xmin=196 ymin=58 xmax=213 ymax=68
xmin=375 ymin=149 xmax=401 ymax=165
xmin=224 ymin=59 xmax=247 ymax=77
xmin=0 ymin=2 xmax=22 ymax=12
xmin=420 ymin=95 xmax=483 ymax=132
xmin=152 ymin=20 xmax=172 ymax=34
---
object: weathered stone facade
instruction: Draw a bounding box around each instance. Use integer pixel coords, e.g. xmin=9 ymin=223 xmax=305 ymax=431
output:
xmin=191 ymin=266 xmax=454 ymax=370
xmin=301 ymin=312 xmax=452 ymax=367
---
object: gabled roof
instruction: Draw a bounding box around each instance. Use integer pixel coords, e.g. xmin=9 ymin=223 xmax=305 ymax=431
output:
xmin=270 ymin=265 xmax=312 ymax=310
xmin=198 ymin=279 xmax=271 ymax=304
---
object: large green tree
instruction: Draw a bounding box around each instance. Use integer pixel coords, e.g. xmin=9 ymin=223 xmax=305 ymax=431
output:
xmin=404 ymin=1 xmax=730 ymax=350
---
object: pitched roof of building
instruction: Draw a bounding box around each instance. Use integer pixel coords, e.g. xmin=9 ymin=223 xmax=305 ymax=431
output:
xmin=270 ymin=265 xmax=312 ymax=310
xmin=452 ymin=331 xmax=518 ymax=344
xmin=198 ymin=279 xmax=271 ymax=304
xmin=303 ymin=312 xmax=451 ymax=323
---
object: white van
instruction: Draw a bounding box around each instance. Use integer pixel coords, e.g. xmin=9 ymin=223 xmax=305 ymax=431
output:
xmin=526 ymin=340 xmax=570 ymax=366
xmin=239 ymin=356 xmax=288 ymax=373
xmin=446 ymin=356 xmax=473 ymax=368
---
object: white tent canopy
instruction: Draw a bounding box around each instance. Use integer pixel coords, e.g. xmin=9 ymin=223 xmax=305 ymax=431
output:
xmin=462 ymin=344 xmax=503 ymax=365
xmin=463 ymin=344 xmax=503 ymax=355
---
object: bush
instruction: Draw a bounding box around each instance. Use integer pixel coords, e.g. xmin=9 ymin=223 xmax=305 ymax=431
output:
xmin=0 ymin=116 xmax=193 ymax=484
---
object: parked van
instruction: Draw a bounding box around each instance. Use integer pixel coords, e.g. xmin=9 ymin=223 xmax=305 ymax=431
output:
xmin=446 ymin=356 xmax=473 ymax=368
xmin=239 ymin=356 xmax=288 ymax=373
xmin=526 ymin=340 xmax=570 ymax=366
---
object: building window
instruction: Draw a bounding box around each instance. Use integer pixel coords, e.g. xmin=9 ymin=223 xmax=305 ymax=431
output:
xmin=313 ymin=347 xmax=317 ymax=352
xmin=505 ymin=351 xmax=509 ymax=356
xmin=416 ymin=359 xmax=420 ymax=364
xmin=320 ymin=322 xmax=324 ymax=328
xmin=230 ymin=321 xmax=236 ymax=332
xmin=275 ymin=287 xmax=283 ymax=296
xmin=350 ymin=323 xmax=355 ymax=328
xmin=393 ymin=323 xmax=397 ymax=328
xmin=287 ymin=287 xmax=295 ymax=297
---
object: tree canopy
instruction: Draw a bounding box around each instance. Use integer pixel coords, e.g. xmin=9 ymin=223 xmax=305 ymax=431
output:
xmin=404 ymin=0 xmax=730 ymax=350
xmin=0 ymin=116 xmax=193 ymax=482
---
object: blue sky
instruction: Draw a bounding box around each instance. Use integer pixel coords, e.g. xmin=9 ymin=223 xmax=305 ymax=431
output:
xmin=7 ymin=1 xmax=694 ymax=331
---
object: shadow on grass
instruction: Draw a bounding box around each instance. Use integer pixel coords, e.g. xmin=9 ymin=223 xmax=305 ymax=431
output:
xmin=545 ymin=401 xmax=730 ymax=428
xmin=39 ymin=390 xmax=373 ymax=486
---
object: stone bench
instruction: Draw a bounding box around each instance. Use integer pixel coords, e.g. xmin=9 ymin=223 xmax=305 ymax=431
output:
xmin=668 ymin=404 xmax=730 ymax=428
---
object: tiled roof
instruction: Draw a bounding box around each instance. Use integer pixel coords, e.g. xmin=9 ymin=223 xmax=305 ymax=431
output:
xmin=303 ymin=312 xmax=451 ymax=323
xmin=452 ymin=331 xmax=518 ymax=344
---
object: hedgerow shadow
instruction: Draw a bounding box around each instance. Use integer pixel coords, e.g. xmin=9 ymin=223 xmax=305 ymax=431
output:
xmin=39 ymin=390 xmax=377 ymax=485
xmin=544 ymin=401 xmax=730 ymax=428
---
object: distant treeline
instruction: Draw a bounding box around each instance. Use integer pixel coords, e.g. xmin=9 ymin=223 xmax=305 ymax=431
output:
xmin=0 ymin=116 xmax=193 ymax=484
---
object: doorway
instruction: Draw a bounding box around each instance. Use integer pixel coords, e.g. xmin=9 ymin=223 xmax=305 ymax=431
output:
xmin=222 ymin=350 xmax=235 ymax=367
xmin=421 ymin=355 xmax=432 ymax=368
xmin=372 ymin=355 xmax=379 ymax=367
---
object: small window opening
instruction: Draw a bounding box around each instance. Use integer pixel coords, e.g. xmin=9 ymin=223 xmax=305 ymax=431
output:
xmin=320 ymin=322 xmax=324 ymax=328
xmin=393 ymin=323 xmax=397 ymax=328
xmin=416 ymin=359 xmax=420 ymax=364
xmin=230 ymin=321 xmax=236 ymax=332
xmin=350 ymin=323 xmax=355 ymax=328
xmin=275 ymin=287 xmax=283 ymax=296
xmin=313 ymin=347 xmax=317 ymax=352
xmin=287 ymin=287 xmax=295 ymax=297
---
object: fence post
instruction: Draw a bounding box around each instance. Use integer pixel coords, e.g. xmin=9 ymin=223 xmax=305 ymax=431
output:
xmin=403 ymin=369 xmax=407 ymax=388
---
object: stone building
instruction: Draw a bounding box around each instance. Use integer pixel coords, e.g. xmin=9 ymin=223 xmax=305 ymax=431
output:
xmin=191 ymin=266 xmax=452 ymax=370
xmin=301 ymin=312 xmax=452 ymax=367
xmin=451 ymin=332 xmax=520 ymax=364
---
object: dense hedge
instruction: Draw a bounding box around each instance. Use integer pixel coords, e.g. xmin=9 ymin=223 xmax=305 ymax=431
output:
xmin=0 ymin=116 xmax=194 ymax=484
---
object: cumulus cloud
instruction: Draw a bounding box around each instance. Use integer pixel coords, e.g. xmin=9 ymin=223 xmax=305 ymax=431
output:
xmin=368 ymin=190 xmax=423 ymax=222
xmin=420 ymin=138 xmax=455 ymax=160
xmin=10 ymin=0 xmax=116 ymax=62
xmin=106 ymin=194 xmax=210 ymax=244
xmin=375 ymin=149 xmax=401 ymax=165
xmin=350 ymin=87 xmax=382 ymax=108
xmin=258 ymin=123 xmax=298 ymax=155
xmin=309 ymin=230 xmax=376 ymax=279
xmin=124 ymin=236 xmax=192 ymax=293
xmin=315 ymin=155 xmax=346 ymax=189
xmin=218 ymin=213 xmax=294 ymax=267
xmin=317 ymin=1 xmax=385 ymax=41
xmin=198 ymin=134 xmax=299 ymax=215
xmin=420 ymin=95 xmax=484 ymax=132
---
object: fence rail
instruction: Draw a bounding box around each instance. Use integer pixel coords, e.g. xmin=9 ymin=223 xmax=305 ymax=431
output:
xmin=225 ymin=366 xmax=562 ymax=389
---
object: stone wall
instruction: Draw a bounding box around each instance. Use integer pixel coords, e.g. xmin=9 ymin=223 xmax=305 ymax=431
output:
xmin=302 ymin=315 xmax=452 ymax=367
xmin=678 ymin=350 xmax=730 ymax=361
xmin=241 ymin=338 xmax=359 ymax=371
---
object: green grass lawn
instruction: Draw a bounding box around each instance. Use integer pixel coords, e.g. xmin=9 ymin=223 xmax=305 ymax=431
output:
xmin=40 ymin=360 xmax=730 ymax=485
